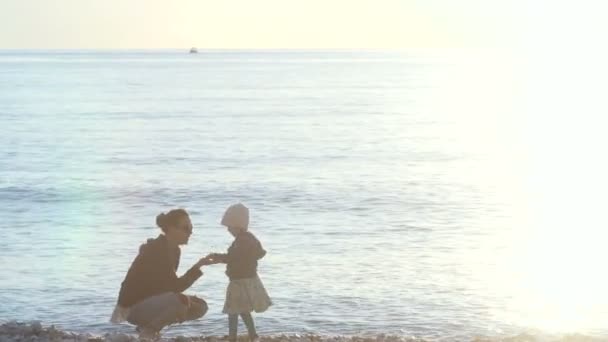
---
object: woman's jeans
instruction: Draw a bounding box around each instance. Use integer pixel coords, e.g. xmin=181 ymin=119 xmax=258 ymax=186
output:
xmin=127 ymin=292 xmax=208 ymax=333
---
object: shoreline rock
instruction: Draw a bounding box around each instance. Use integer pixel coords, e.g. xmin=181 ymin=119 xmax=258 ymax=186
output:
xmin=2 ymin=321 xmax=606 ymax=342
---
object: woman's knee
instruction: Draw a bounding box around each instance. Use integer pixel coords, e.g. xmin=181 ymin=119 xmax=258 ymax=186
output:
xmin=188 ymin=296 xmax=208 ymax=320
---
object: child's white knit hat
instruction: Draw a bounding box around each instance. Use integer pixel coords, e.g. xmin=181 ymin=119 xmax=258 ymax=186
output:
xmin=221 ymin=203 xmax=249 ymax=229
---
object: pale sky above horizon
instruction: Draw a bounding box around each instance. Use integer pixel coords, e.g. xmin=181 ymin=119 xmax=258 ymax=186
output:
xmin=0 ymin=0 xmax=529 ymax=49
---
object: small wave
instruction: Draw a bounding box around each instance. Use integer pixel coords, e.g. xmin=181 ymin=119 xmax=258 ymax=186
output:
xmin=1 ymin=322 xmax=606 ymax=342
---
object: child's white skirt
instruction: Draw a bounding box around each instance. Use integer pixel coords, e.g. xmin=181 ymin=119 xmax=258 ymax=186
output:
xmin=223 ymin=275 xmax=272 ymax=314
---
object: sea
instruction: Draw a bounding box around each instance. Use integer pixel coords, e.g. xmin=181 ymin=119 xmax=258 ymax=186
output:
xmin=1 ymin=49 xmax=607 ymax=341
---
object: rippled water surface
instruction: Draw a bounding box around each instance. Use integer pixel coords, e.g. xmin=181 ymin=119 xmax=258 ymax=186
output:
xmin=1 ymin=50 xmax=606 ymax=341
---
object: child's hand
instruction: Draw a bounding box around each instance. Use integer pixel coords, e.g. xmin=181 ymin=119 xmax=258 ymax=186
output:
xmin=195 ymin=256 xmax=215 ymax=268
xmin=206 ymin=253 xmax=218 ymax=259
xmin=204 ymin=253 xmax=219 ymax=262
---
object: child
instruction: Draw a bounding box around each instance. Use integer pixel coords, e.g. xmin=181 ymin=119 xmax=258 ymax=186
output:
xmin=208 ymin=203 xmax=272 ymax=342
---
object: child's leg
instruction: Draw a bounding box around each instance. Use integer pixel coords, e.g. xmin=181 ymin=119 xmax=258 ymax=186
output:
xmin=228 ymin=314 xmax=239 ymax=342
xmin=239 ymin=312 xmax=257 ymax=340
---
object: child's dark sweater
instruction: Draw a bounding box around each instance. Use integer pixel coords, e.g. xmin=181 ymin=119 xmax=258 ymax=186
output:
xmin=216 ymin=231 xmax=266 ymax=280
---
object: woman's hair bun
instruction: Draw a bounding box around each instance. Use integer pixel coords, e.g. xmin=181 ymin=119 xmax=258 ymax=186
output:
xmin=155 ymin=209 xmax=189 ymax=233
xmin=156 ymin=212 xmax=167 ymax=229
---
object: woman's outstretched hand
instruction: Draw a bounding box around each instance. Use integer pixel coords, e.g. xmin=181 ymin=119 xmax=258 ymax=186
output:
xmin=205 ymin=253 xmax=224 ymax=263
xmin=194 ymin=255 xmax=216 ymax=268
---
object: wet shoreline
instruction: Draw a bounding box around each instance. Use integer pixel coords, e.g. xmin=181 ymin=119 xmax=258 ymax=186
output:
xmin=1 ymin=322 xmax=605 ymax=342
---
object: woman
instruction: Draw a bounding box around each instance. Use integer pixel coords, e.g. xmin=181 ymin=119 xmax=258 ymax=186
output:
xmin=110 ymin=209 xmax=212 ymax=338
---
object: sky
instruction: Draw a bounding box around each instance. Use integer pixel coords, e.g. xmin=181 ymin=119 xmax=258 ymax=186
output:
xmin=0 ymin=0 xmax=528 ymax=49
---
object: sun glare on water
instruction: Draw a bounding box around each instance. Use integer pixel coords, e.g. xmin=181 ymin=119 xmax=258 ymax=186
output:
xmin=424 ymin=33 xmax=608 ymax=333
